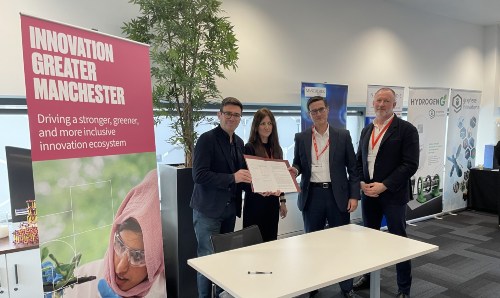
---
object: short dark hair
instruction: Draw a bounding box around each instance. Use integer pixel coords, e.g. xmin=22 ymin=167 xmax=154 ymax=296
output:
xmin=220 ymin=97 xmax=243 ymax=112
xmin=306 ymin=96 xmax=328 ymax=111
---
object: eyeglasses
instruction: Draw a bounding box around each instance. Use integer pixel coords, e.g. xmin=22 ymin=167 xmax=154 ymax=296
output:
xmin=221 ymin=111 xmax=242 ymax=119
xmin=259 ymin=121 xmax=273 ymax=127
xmin=114 ymin=232 xmax=146 ymax=267
xmin=309 ymin=107 xmax=327 ymax=115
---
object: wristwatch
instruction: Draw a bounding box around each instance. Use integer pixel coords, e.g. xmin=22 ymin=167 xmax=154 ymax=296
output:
xmin=279 ymin=196 xmax=286 ymax=203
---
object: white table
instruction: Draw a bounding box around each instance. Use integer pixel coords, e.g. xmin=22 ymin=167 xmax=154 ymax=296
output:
xmin=188 ymin=224 xmax=438 ymax=298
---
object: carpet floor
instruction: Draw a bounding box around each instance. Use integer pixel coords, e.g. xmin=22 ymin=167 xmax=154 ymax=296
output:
xmin=295 ymin=210 xmax=500 ymax=298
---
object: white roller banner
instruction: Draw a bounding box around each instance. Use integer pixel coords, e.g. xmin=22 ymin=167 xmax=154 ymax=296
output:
xmin=406 ymin=88 xmax=449 ymax=219
xmin=443 ymin=89 xmax=481 ymax=212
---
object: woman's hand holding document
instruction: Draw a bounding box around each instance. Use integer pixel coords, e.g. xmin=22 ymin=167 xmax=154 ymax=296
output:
xmin=244 ymin=155 xmax=300 ymax=193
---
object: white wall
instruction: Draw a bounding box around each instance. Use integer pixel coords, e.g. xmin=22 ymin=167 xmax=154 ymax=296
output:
xmin=221 ymin=0 xmax=495 ymax=161
xmin=0 ymin=0 xmax=139 ymax=96
xmin=1 ymin=0 xmax=498 ymax=158
xmin=219 ymin=0 xmax=484 ymax=105
xmin=481 ymin=25 xmax=500 ymax=160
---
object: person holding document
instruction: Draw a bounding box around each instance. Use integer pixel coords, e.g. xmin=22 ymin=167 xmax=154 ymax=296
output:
xmin=289 ymin=96 xmax=360 ymax=298
xmin=243 ymin=108 xmax=287 ymax=242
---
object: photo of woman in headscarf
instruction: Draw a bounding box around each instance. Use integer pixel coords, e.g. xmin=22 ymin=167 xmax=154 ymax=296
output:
xmin=100 ymin=169 xmax=165 ymax=297
xmin=62 ymin=169 xmax=166 ymax=298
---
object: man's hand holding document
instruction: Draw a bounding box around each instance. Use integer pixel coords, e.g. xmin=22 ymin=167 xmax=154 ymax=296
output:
xmin=244 ymin=155 xmax=300 ymax=193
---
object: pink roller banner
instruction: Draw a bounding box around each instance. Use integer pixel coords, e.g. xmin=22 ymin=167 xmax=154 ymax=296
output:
xmin=21 ymin=14 xmax=166 ymax=297
xmin=21 ymin=15 xmax=155 ymax=161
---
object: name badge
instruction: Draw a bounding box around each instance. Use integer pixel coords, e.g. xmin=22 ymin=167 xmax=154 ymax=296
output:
xmin=367 ymin=152 xmax=376 ymax=163
xmin=311 ymin=164 xmax=323 ymax=174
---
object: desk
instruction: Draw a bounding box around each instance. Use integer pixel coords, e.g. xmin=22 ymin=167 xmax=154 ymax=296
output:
xmin=188 ymin=224 xmax=438 ymax=298
xmin=0 ymin=235 xmax=38 ymax=254
xmin=467 ymin=168 xmax=500 ymax=224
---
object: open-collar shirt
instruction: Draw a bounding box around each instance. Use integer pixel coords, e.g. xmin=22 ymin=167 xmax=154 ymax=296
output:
xmin=368 ymin=113 xmax=395 ymax=179
xmin=310 ymin=125 xmax=331 ymax=183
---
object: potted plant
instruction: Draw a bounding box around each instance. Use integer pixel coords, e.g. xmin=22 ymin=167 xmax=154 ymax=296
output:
xmin=122 ymin=0 xmax=238 ymax=167
xmin=122 ymin=1 xmax=239 ymax=297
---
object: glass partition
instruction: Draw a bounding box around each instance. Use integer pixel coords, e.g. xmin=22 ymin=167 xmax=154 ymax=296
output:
xmin=0 ymin=99 xmax=367 ymax=220
xmin=0 ymin=97 xmax=31 ymax=219
xmin=154 ymin=105 xmax=365 ymax=165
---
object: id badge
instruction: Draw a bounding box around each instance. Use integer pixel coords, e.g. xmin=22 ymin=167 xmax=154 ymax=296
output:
xmin=311 ymin=164 xmax=323 ymax=175
xmin=367 ymin=152 xmax=376 ymax=163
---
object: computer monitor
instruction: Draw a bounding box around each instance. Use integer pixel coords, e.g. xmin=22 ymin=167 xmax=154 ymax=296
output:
xmin=5 ymin=146 xmax=34 ymax=222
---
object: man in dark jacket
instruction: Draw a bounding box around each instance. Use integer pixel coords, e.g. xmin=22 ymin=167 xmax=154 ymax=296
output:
xmin=190 ymin=97 xmax=251 ymax=298
xmin=353 ymin=88 xmax=419 ymax=298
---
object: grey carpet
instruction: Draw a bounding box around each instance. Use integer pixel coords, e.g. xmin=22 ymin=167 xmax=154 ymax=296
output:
xmin=296 ymin=210 xmax=500 ymax=298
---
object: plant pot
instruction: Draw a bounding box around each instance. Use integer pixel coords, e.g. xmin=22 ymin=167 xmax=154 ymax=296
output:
xmin=159 ymin=164 xmax=197 ymax=298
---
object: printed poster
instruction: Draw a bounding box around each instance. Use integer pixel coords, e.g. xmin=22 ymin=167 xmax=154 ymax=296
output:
xmin=21 ymin=14 xmax=166 ymax=297
xmin=300 ymin=82 xmax=348 ymax=131
xmin=443 ymin=89 xmax=481 ymax=212
xmin=406 ymin=87 xmax=449 ymax=220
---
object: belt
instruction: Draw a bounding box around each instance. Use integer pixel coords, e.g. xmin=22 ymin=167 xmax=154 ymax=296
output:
xmin=310 ymin=182 xmax=331 ymax=188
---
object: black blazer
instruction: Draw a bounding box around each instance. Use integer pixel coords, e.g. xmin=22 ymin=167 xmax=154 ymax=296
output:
xmin=190 ymin=125 xmax=245 ymax=218
xmin=292 ymin=126 xmax=360 ymax=212
xmin=356 ymin=116 xmax=419 ymax=205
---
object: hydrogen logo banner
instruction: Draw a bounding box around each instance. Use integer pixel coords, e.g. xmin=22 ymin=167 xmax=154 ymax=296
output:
xmin=407 ymin=87 xmax=449 ymax=220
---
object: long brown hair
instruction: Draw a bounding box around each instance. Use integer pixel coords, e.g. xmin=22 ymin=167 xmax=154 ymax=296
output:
xmin=248 ymin=108 xmax=283 ymax=159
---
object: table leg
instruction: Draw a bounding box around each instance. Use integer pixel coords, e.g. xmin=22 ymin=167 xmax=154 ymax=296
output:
xmin=369 ymin=269 xmax=381 ymax=298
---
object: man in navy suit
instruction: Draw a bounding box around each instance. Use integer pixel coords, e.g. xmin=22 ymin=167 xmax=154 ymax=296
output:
xmin=290 ymin=96 xmax=360 ymax=298
xmin=353 ymin=88 xmax=419 ymax=298
xmin=190 ymin=97 xmax=252 ymax=298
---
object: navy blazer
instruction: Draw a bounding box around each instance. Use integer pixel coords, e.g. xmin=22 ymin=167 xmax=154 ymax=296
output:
xmin=292 ymin=126 xmax=360 ymax=212
xmin=190 ymin=125 xmax=245 ymax=218
xmin=356 ymin=116 xmax=419 ymax=205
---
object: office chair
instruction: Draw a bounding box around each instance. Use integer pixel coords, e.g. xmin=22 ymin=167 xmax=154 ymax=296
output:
xmin=210 ymin=225 xmax=263 ymax=297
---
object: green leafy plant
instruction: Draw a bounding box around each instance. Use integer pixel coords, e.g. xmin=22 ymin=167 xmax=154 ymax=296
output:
xmin=122 ymin=0 xmax=239 ymax=167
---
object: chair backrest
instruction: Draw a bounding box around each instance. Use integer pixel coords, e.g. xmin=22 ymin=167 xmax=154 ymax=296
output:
xmin=210 ymin=225 xmax=263 ymax=253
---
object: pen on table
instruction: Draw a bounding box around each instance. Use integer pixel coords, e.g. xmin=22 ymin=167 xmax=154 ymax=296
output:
xmin=248 ymin=271 xmax=272 ymax=274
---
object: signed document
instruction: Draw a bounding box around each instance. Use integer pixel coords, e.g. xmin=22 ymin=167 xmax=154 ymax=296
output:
xmin=244 ymin=155 xmax=300 ymax=193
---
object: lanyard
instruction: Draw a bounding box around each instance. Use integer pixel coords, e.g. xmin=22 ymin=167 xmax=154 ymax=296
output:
xmin=312 ymin=127 xmax=329 ymax=161
xmin=371 ymin=117 xmax=394 ymax=150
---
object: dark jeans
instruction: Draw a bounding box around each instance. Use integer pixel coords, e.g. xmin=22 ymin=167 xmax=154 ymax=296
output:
xmin=361 ymin=196 xmax=412 ymax=294
xmin=302 ymin=186 xmax=353 ymax=293
xmin=193 ymin=202 xmax=237 ymax=298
